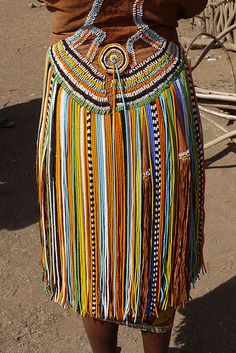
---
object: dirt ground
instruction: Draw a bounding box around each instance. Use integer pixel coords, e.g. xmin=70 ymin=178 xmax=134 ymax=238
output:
xmin=0 ymin=1 xmax=236 ymax=353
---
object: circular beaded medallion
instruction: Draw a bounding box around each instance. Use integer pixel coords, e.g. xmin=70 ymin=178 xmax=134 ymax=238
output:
xmin=98 ymin=43 xmax=129 ymax=74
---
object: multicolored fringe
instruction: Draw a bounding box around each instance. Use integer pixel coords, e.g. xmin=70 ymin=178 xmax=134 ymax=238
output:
xmin=36 ymin=38 xmax=205 ymax=324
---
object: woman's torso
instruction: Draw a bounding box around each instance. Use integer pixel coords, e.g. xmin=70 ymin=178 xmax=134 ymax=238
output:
xmin=44 ymin=0 xmax=207 ymax=45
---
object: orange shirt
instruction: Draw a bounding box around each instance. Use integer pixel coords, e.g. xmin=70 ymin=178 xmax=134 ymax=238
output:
xmin=43 ymin=0 xmax=207 ymax=45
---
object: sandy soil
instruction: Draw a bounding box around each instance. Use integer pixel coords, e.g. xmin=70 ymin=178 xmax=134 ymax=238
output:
xmin=0 ymin=1 xmax=236 ymax=352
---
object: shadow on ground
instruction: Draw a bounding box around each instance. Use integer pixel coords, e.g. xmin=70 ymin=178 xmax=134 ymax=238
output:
xmin=173 ymin=277 xmax=236 ymax=353
xmin=205 ymin=142 xmax=236 ymax=169
xmin=0 ymin=99 xmax=41 ymax=230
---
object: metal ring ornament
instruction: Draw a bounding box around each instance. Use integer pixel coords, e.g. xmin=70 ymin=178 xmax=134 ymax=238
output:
xmin=98 ymin=43 xmax=130 ymax=74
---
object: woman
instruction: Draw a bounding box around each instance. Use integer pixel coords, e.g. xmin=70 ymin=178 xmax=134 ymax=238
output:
xmin=37 ymin=1 xmax=207 ymax=352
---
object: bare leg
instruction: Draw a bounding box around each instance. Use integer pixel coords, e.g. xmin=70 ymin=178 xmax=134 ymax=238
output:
xmin=83 ymin=317 xmax=119 ymax=353
xmin=141 ymin=328 xmax=172 ymax=353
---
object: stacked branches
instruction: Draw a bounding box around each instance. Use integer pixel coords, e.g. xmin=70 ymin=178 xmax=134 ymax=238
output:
xmin=201 ymin=0 xmax=236 ymax=51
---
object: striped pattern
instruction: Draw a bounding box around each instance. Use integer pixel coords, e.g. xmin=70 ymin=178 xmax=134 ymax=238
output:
xmin=36 ymin=39 xmax=205 ymax=325
xmin=47 ymin=39 xmax=184 ymax=114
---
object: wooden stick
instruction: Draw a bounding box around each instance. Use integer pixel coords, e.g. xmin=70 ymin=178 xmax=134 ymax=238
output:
xmin=199 ymin=105 xmax=236 ymax=121
xmin=204 ymin=130 xmax=236 ymax=149
xmin=195 ymin=87 xmax=236 ymax=98
xmin=186 ymin=32 xmax=236 ymax=91
xmin=199 ymin=102 xmax=236 ymax=111
xmin=201 ymin=113 xmax=236 ymax=148
xmin=196 ymin=92 xmax=236 ymax=103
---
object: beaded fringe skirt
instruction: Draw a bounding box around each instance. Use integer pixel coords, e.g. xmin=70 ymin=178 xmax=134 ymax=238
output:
xmin=36 ymin=38 xmax=205 ymax=330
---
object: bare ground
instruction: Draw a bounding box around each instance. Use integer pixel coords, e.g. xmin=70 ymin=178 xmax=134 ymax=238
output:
xmin=0 ymin=1 xmax=236 ymax=352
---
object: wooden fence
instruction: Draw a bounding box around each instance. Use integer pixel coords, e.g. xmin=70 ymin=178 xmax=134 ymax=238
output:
xmin=200 ymin=0 xmax=236 ymax=51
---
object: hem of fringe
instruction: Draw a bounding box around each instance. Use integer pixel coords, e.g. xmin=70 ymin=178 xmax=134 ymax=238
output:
xmin=94 ymin=318 xmax=174 ymax=333
xmin=46 ymin=286 xmax=175 ymax=333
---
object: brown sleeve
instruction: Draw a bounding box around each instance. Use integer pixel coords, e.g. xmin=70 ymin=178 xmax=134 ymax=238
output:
xmin=176 ymin=0 xmax=208 ymax=19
